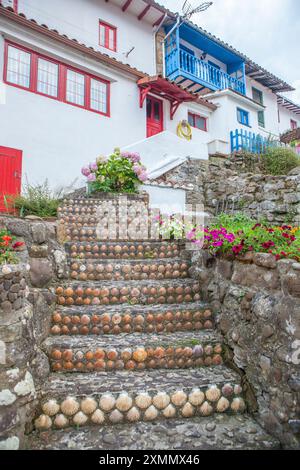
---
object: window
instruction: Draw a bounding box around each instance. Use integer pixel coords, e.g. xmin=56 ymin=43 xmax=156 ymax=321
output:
xmin=4 ymin=41 xmax=110 ymax=116
xmin=37 ymin=58 xmax=58 ymax=97
xmin=252 ymin=87 xmax=265 ymax=128
xmin=99 ymin=21 xmax=117 ymax=52
xmin=90 ymin=78 xmax=108 ymax=114
xmin=66 ymin=69 xmax=85 ymax=106
xmin=237 ymin=108 xmax=250 ymax=127
xmin=6 ymin=44 xmax=31 ymax=88
xmin=188 ymin=112 xmax=207 ymax=131
xmin=291 ymin=119 xmax=297 ymax=130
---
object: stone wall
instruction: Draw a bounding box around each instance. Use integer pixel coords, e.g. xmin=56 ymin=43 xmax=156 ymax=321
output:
xmin=159 ymin=157 xmax=300 ymax=225
xmin=0 ymin=216 xmax=65 ymax=449
xmin=190 ymin=249 xmax=300 ymax=448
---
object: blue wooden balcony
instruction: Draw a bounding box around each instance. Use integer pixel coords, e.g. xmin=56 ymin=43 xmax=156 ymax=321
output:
xmin=166 ymin=48 xmax=246 ymax=95
xmin=164 ymin=23 xmax=246 ymax=95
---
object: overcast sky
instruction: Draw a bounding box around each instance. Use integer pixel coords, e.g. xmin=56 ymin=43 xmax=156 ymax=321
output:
xmin=160 ymin=0 xmax=300 ymax=102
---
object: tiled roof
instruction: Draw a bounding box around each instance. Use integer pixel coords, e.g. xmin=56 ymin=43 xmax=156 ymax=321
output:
xmin=145 ymin=178 xmax=194 ymax=191
xmin=0 ymin=2 xmax=147 ymax=78
xmin=277 ymin=95 xmax=300 ymax=115
xmin=280 ymin=128 xmax=300 ymax=144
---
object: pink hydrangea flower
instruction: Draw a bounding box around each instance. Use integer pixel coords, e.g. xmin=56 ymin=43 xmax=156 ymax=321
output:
xmin=139 ymin=172 xmax=148 ymax=182
xmin=81 ymin=166 xmax=91 ymax=177
xmin=89 ymin=162 xmax=98 ymax=171
xmin=87 ymin=173 xmax=96 ymax=182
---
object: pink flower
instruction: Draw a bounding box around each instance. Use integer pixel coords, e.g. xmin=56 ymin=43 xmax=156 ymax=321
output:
xmin=187 ymin=230 xmax=196 ymax=240
xmin=87 ymin=173 xmax=96 ymax=182
xmin=224 ymin=233 xmax=235 ymax=243
xmin=81 ymin=166 xmax=90 ymax=177
xmin=89 ymin=162 xmax=98 ymax=172
xmin=139 ymin=172 xmax=148 ymax=182
xmin=212 ymin=240 xmax=223 ymax=247
xmin=232 ymin=244 xmax=243 ymax=254
xmin=133 ymin=164 xmax=142 ymax=175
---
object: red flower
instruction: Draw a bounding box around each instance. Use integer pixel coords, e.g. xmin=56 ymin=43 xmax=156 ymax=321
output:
xmin=12 ymin=241 xmax=24 ymax=249
xmin=1 ymin=235 xmax=12 ymax=242
xmin=282 ymin=232 xmax=290 ymax=239
xmin=252 ymin=223 xmax=261 ymax=230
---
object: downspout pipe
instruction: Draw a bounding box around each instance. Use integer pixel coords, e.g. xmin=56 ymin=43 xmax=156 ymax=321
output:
xmin=153 ymin=13 xmax=167 ymax=74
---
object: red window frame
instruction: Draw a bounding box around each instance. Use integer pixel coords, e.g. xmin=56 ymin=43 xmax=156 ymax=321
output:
xmin=3 ymin=41 xmax=110 ymax=117
xmin=188 ymin=112 xmax=207 ymax=132
xmin=99 ymin=20 xmax=117 ymax=52
xmin=291 ymin=119 xmax=297 ymax=130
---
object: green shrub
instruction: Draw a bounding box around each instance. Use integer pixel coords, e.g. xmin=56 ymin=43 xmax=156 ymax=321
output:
xmin=261 ymin=147 xmax=300 ymax=175
xmin=5 ymin=181 xmax=61 ymax=218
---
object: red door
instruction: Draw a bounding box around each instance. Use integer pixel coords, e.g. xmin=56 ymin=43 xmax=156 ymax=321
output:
xmin=146 ymin=96 xmax=163 ymax=137
xmin=0 ymin=146 xmax=22 ymax=212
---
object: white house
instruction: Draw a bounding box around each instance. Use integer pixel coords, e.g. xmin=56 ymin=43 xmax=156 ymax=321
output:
xmin=0 ymin=0 xmax=299 ymax=212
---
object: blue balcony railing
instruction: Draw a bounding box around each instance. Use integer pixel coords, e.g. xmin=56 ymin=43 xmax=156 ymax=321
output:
xmin=230 ymin=129 xmax=281 ymax=154
xmin=165 ymin=48 xmax=246 ymax=95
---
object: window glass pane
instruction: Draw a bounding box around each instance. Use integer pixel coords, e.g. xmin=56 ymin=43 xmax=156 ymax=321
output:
xmin=7 ymin=45 xmax=31 ymax=88
xmin=252 ymin=88 xmax=263 ymax=104
xmin=66 ymin=69 xmax=85 ymax=106
xmin=108 ymin=28 xmax=115 ymax=50
xmin=195 ymin=115 xmax=206 ymax=130
xmin=153 ymin=101 xmax=160 ymax=121
xmin=146 ymin=98 xmax=152 ymax=118
xmin=99 ymin=24 xmax=106 ymax=47
xmin=90 ymin=79 xmax=107 ymax=113
xmin=188 ymin=113 xmax=194 ymax=127
xmin=258 ymin=111 xmax=265 ymax=128
xmin=37 ymin=58 xmax=58 ymax=97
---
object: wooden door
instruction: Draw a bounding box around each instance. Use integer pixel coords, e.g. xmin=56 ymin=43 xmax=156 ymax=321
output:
xmin=0 ymin=146 xmax=22 ymax=212
xmin=146 ymin=96 xmax=163 ymax=138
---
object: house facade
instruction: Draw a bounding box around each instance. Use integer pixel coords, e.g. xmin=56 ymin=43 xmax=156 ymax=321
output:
xmin=0 ymin=0 xmax=299 ymax=207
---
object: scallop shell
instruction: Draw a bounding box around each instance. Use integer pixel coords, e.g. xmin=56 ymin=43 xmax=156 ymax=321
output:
xmin=199 ymin=401 xmax=213 ymax=416
xmin=234 ymin=384 xmax=243 ymax=395
xmin=171 ymin=390 xmax=187 ymax=407
xmin=188 ymin=388 xmax=205 ymax=406
xmin=163 ymin=404 xmax=176 ymax=419
xmin=135 ymin=393 xmax=152 ymax=409
xmin=222 ymin=383 xmax=234 ymax=397
xmin=60 ymin=397 xmax=80 ymax=416
xmin=35 ymin=414 xmax=52 ymax=430
xmin=181 ymin=402 xmax=195 ymax=418
xmin=126 ymin=407 xmax=141 ymax=422
xmin=109 ymin=409 xmax=124 ymax=424
xmin=81 ymin=397 xmax=97 ymax=415
xmin=42 ymin=399 xmax=60 ymax=417
xmin=116 ymin=393 xmax=133 ymax=412
xmin=99 ymin=394 xmax=116 ymax=411
xmin=215 ymin=397 xmax=229 ymax=413
xmin=54 ymin=414 xmax=69 ymax=428
xmin=152 ymin=392 xmax=170 ymax=410
xmin=205 ymin=385 xmax=221 ymax=402
xmin=132 ymin=348 xmax=148 ymax=363
xmin=91 ymin=409 xmax=105 ymax=424
xmin=144 ymin=405 xmax=158 ymax=421
xmin=73 ymin=411 xmax=88 ymax=426
xmin=231 ymin=397 xmax=246 ymax=413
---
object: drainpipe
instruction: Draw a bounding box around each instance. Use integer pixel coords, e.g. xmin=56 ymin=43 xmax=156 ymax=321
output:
xmin=162 ymin=14 xmax=181 ymax=78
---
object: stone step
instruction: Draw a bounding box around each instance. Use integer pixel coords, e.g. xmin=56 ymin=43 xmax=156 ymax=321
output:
xmin=44 ymin=331 xmax=223 ymax=373
xmin=33 ymin=367 xmax=247 ymax=432
xmin=68 ymin=258 xmax=190 ymax=282
xmin=50 ymin=303 xmax=214 ymax=336
xmin=65 ymin=241 xmax=183 ymax=260
xmin=63 ymin=226 xmax=157 ymax=242
xmin=58 ymin=194 xmax=149 ymax=216
xmin=55 ymin=279 xmax=201 ymax=307
xmin=28 ymin=415 xmax=280 ymax=450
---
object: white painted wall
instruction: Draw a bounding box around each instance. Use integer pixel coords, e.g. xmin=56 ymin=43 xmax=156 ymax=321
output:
xmin=0 ymin=23 xmax=147 ymax=192
xmin=278 ymin=105 xmax=300 ymax=134
xmin=245 ymin=77 xmax=279 ymax=137
xmin=18 ymin=0 xmax=156 ymax=74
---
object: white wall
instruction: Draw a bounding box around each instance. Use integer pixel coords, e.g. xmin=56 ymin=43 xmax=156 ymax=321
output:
xmin=0 ymin=23 xmax=148 ymax=192
xmin=278 ymin=105 xmax=300 ymax=134
xmin=245 ymin=77 xmax=279 ymax=137
xmin=18 ymin=0 xmax=156 ymax=74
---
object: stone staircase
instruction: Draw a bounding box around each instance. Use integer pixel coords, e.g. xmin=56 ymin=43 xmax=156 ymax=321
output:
xmin=27 ymin=194 xmax=279 ymax=450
